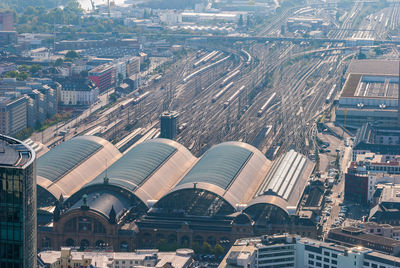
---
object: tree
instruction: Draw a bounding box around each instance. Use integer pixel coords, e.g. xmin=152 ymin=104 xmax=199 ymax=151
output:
xmin=202 ymin=242 xmax=212 ymax=255
xmin=238 ymin=14 xmax=244 ymax=27
xmin=213 ymin=244 xmax=225 ymax=256
xmin=65 ymin=50 xmax=80 ymax=59
xmin=54 ymin=58 xmax=64 ymax=67
xmin=29 ymin=64 xmax=41 ymax=75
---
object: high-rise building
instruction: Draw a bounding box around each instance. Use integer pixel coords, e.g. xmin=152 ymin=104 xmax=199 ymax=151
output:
xmin=0 ymin=12 xmax=13 ymax=31
xmin=160 ymin=111 xmax=179 ymax=140
xmin=0 ymin=135 xmax=36 ymax=268
xmin=0 ymin=96 xmax=28 ymax=136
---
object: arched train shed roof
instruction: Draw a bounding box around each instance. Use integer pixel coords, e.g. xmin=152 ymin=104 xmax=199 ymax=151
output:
xmin=80 ymin=138 xmax=196 ymax=206
xmin=165 ymin=141 xmax=271 ymax=208
xmin=246 ymin=150 xmax=314 ymax=214
xmin=37 ymin=136 xmax=121 ymax=200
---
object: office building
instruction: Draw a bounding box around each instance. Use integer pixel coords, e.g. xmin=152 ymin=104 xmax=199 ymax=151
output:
xmin=160 ymin=111 xmax=179 ymax=140
xmin=327 ymin=227 xmax=400 ymax=255
xmin=0 ymin=12 xmax=13 ymax=31
xmin=0 ymin=96 xmax=28 ymax=136
xmin=219 ymin=233 xmax=400 ymax=268
xmin=38 ymin=247 xmax=193 ymax=268
xmin=0 ymin=135 xmax=36 ymax=268
xmin=88 ymin=65 xmax=115 ymax=92
xmin=126 ymin=56 xmax=140 ymax=76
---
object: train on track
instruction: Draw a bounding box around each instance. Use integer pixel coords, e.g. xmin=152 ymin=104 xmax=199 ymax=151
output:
xmin=257 ymin=92 xmax=277 ymax=117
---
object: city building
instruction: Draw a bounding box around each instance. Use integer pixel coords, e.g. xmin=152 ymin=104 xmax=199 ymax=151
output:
xmin=58 ymin=79 xmax=99 ymax=106
xmin=0 ymin=95 xmax=28 ymax=136
xmin=359 ymin=222 xmax=400 ymax=241
xmin=335 ymin=60 xmax=400 ymax=129
xmin=89 ymin=64 xmax=115 ymax=92
xmin=0 ymin=12 xmax=13 ymax=31
xmin=38 ymin=247 xmax=194 ymax=268
xmin=220 ymin=233 xmax=400 ymax=268
xmin=0 ymin=78 xmax=60 ymax=133
xmin=344 ymin=151 xmax=400 ymax=205
xmin=159 ymin=10 xmax=182 ymax=25
xmin=160 ymin=111 xmax=179 ymax=140
xmin=368 ymin=184 xmax=400 ymax=226
xmin=0 ymin=31 xmax=17 ymax=46
xmin=126 ymin=56 xmax=141 ymax=77
xmin=36 ymin=138 xmax=318 ymax=252
xmin=0 ymin=135 xmax=36 ymax=268
xmin=22 ymin=47 xmax=51 ymax=61
xmin=352 ymin=123 xmax=400 ymax=161
xmin=327 ymin=227 xmax=400 ymax=255
xmin=181 ymin=12 xmax=246 ymax=23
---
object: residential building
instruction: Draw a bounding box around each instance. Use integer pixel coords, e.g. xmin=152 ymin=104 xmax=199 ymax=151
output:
xmin=89 ymin=64 xmax=115 ymax=92
xmin=0 ymin=95 xmax=28 ymax=136
xmin=58 ymin=79 xmax=99 ymax=106
xmin=0 ymin=135 xmax=36 ymax=268
xmin=0 ymin=78 xmax=59 ymax=131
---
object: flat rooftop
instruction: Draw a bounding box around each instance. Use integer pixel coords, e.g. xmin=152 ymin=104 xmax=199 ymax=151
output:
xmin=381 ymin=185 xmax=400 ymax=203
xmin=348 ymin=60 xmax=399 ymax=76
xmin=341 ymin=74 xmax=398 ymax=99
xmin=0 ymin=135 xmax=34 ymax=168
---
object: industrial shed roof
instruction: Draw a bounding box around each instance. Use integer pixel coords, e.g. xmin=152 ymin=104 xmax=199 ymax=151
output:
xmin=37 ymin=136 xmax=121 ymax=201
xmin=82 ymin=139 xmax=196 ymax=206
xmin=37 ymin=137 xmax=103 ymax=182
xmin=253 ymin=150 xmax=314 ymax=208
xmin=177 ymin=143 xmax=253 ymax=190
xmin=167 ymin=142 xmax=271 ymax=208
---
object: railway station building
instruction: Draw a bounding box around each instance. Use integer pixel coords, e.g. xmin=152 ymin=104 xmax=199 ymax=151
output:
xmin=36 ymin=136 xmax=322 ymax=252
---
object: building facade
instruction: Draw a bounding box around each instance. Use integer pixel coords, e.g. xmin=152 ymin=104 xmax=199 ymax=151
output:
xmin=0 ymin=12 xmax=13 ymax=31
xmin=59 ymin=79 xmax=99 ymax=106
xmin=220 ymin=233 xmax=400 ymax=268
xmin=160 ymin=111 xmax=179 ymax=140
xmin=0 ymin=135 xmax=36 ymax=268
xmin=0 ymin=96 xmax=28 ymax=136
xmin=89 ymin=65 xmax=115 ymax=92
